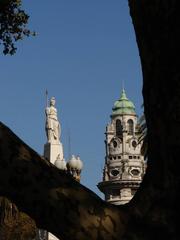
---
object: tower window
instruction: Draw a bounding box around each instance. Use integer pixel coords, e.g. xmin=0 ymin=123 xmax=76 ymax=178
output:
xmin=129 ymin=156 xmax=132 ymax=159
xmin=111 ymin=169 xmax=120 ymax=177
xmin=116 ymin=119 xmax=123 ymax=137
xmin=127 ymin=119 xmax=134 ymax=135
xmin=132 ymin=140 xmax=137 ymax=148
xmin=113 ymin=140 xmax=118 ymax=148
xmin=130 ymin=169 xmax=140 ymax=176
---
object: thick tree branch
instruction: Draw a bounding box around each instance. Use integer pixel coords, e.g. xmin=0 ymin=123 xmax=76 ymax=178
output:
xmin=0 ymin=122 xmax=128 ymax=240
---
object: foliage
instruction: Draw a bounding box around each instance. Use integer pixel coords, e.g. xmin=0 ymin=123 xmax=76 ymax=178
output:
xmin=0 ymin=0 xmax=35 ymax=55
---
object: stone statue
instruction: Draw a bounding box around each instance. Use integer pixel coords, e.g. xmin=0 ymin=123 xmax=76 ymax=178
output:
xmin=45 ymin=97 xmax=61 ymax=143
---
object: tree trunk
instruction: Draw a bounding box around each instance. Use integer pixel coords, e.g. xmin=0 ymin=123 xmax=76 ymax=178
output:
xmin=126 ymin=0 xmax=180 ymax=239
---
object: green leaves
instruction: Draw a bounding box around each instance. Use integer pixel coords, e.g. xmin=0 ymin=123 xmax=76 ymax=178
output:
xmin=0 ymin=0 xmax=35 ymax=55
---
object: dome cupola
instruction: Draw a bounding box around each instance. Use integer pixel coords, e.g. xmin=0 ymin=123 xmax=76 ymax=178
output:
xmin=67 ymin=155 xmax=83 ymax=182
xmin=67 ymin=155 xmax=83 ymax=171
xmin=112 ymin=89 xmax=136 ymax=116
xmin=54 ymin=155 xmax=67 ymax=170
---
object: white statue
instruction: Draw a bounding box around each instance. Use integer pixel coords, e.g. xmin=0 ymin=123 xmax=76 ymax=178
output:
xmin=45 ymin=97 xmax=61 ymax=143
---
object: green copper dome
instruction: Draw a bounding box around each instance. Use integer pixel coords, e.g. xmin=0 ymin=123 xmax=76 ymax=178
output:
xmin=112 ymin=89 xmax=136 ymax=116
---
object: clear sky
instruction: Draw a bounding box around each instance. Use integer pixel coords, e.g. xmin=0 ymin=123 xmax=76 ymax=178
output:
xmin=0 ymin=0 xmax=143 ymax=197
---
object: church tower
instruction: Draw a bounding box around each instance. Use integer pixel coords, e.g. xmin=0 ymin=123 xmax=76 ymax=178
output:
xmin=98 ymin=89 xmax=146 ymax=205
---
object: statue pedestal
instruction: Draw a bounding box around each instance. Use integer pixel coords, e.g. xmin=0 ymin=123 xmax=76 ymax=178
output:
xmin=44 ymin=142 xmax=64 ymax=165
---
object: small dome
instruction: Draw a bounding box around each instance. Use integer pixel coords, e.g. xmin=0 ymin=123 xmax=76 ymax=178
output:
xmin=76 ymin=156 xmax=83 ymax=170
xmin=55 ymin=157 xmax=67 ymax=170
xmin=67 ymin=155 xmax=83 ymax=171
xmin=112 ymin=89 xmax=136 ymax=116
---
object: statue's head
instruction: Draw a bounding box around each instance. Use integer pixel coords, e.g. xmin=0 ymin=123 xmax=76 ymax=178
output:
xmin=50 ymin=97 xmax=56 ymax=106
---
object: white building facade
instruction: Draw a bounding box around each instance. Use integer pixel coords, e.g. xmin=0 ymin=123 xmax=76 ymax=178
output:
xmin=98 ymin=89 xmax=146 ymax=205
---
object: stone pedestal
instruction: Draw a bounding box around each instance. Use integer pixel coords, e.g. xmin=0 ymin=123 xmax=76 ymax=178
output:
xmin=44 ymin=142 xmax=64 ymax=165
xmin=43 ymin=142 xmax=64 ymax=240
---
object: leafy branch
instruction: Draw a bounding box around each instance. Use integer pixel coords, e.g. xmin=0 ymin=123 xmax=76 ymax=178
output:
xmin=0 ymin=0 xmax=35 ymax=55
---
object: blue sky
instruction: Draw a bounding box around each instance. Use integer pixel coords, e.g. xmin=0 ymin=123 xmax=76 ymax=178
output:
xmin=0 ymin=0 xmax=143 ymax=196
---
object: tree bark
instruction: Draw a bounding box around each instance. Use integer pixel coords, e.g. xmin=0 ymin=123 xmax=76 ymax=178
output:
xmin=126 ymin=0 xmax=180 ymax=239
xmin=0 ymin=0 xmax=180 ymax=239
xmin=0 ymin=122 xmax=128 ymax=240
xmin=0 ymin=196 xmax=37 ymax=240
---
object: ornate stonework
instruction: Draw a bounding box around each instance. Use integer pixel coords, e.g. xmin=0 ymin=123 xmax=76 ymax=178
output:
xmin=98 ymin=89 xmax=146 ymax=205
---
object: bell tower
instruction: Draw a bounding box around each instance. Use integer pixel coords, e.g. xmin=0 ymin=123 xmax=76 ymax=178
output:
xmin=98 ymin=89 xmax=146 ymax=205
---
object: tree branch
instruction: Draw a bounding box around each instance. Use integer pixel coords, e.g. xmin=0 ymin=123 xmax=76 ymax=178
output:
xmin=0 ymin=122 xmax=128 ymax=240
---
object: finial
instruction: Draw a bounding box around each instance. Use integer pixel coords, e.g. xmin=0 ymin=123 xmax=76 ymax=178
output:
xmin=122 ymin=80 xmax=125 ymax=92
xmin=67 ymin=127 xmax=72 ymax=161
xmin=120 ymin=88 xmax=127 ymax=100
xmin=120 ymin=81 xmax=127 ymax=99
xmin=45 ymin=89 xmax=48 ymax=107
